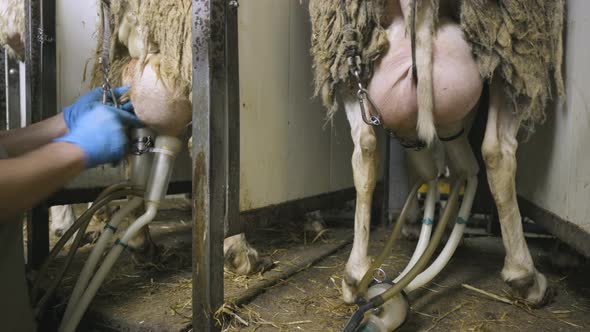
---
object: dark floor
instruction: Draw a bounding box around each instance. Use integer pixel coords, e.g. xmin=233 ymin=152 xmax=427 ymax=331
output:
xmin=230 ymin=233 xmax=590 ymax=332
xmin=45 ymin=203 xmax=590 ymax=332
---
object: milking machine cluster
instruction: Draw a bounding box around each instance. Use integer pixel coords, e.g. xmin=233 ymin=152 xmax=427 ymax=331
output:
xmin=55 ymin=129 xmax=182 ymax=332
xmin=30 ymin=123 xmax=183 ymax=332
xmin=344 ymin=134 xmax=480 ymax=332
xmin=31 ymin=128 xmax=183 ymax=332
xmin=30 ymin=68 xmax=183 ymax=332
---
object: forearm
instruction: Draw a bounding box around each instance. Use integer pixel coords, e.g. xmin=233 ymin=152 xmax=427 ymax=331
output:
xmin=0 ymin=142 xmax=85 ymax=221
xmin=0 ymin=114 xmax=67 ymax=157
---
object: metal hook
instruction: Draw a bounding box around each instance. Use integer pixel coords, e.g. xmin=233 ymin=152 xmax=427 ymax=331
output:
xmin=100 ymin=72 xmax=119 ymax=108
xmin=357 ymin=88 xmax=382 ymax=127
xmin=101 ymin=85 xmax=119 ymax=108
xmin=352 ymin=68 xmax=383 ymax=127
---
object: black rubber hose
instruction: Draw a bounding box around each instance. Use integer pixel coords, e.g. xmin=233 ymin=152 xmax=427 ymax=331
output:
xmin=95 ymin=181 xmax=134 ymax=201
xmin=31 ymin=187 xmax=143 ymax=313
xmin=38 ymin=182 xmax=136 ymax=284
xmin=342 ymin=302 xmax=376 ymax=332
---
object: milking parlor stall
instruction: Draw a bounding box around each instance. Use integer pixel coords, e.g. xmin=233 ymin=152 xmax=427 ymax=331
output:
xmin=2 ymin=0 xmax=590 ymax=331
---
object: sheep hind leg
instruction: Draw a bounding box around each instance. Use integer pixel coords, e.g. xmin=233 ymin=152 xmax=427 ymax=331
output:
xmin=342 ymin=98 xmax=378 ymax=304
xmin=482 ymin=80 xmax=549 ymax=306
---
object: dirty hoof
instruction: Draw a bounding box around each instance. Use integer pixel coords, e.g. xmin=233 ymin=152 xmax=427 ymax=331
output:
xmin=253 ymin=256 xmax=274 ymax=273
xmin=529 ymin=285 xmax=555 ymax=309
xmin=224 ymin=248 xmax=269 ymax=275
xmin=342 ymin=254 xmax=372 ymax=304
xmin=505 ymin=270 xmax=549 ymax=306
xmin=342 ymin=273 xmax=361 ymax=304
xmin=223 ymin=233 xmax=270 ymax=275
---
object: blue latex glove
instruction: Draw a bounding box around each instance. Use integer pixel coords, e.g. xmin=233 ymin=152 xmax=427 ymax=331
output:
xmin=55 ymin=103 xmax=144 ymax=168
xmin=62 ymin=86 xmax=133 ymax=130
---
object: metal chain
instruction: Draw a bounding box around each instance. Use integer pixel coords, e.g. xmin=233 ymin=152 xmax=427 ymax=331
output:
xmin=340 ymin=1 xmax=383 ymax=128
xmin=100 ymin=0 xmax=119 ymax=108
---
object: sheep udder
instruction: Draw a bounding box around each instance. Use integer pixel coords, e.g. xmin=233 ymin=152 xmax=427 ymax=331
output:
xmin=122 ymin=56 xmax=191 ymax=137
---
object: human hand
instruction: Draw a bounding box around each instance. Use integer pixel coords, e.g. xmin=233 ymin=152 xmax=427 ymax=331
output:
xmin=62 ymin=86 xmax=133 ymax=130
xmin=54 ymin=103 xmax=143 ymax=168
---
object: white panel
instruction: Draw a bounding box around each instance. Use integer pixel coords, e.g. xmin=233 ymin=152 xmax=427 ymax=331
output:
xmin=56 ymin=0 xmax=97 ymax=111
xmin=517 ymin=1 xmax=590 ymax=233
xmin=238 ymin=0 xmax=360 ymax=211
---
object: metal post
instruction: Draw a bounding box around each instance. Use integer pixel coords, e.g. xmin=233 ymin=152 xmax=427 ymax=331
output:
xmin=27 ymin=204 xmax=50 ymax=269
xmin=192 ymin=0 xmax=229 ymax=330
xmin=24 ymin=0 xmax=38 ymax=126
xmin=25 ymin=0 xmax=56 ymax=123
xmin=39 ymin=0 xmax=57 ymax=120
xmin=226 ymin=1 xmax=241 ymax=238
xmin=0 ymin=51 xmax=5 ymax=130
xmin=24 ymin=0 xmax=56 ymax=269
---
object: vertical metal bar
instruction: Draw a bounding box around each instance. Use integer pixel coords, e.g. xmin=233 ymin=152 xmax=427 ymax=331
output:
xmin=25 ymin=0 xmax=56 ymax=124
xmin=192 ymin=0 xmax=227 ymax=330
xmin=25 ymin=0 xmax=41 ymax=268
xmin=27 ymin=204 xmax=50 ymax=269
xmin=24 ymin=0 xmax=39 ymax=126
xmin=0 ymin=51 xmax=5 ymax=130
xmin=24 ymin=0 xmax=55 ymax=269
xmin=226 ymin=1 xmax=241 ymax=237
xmin=40 ymin=0 xmax=57 ymax=119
